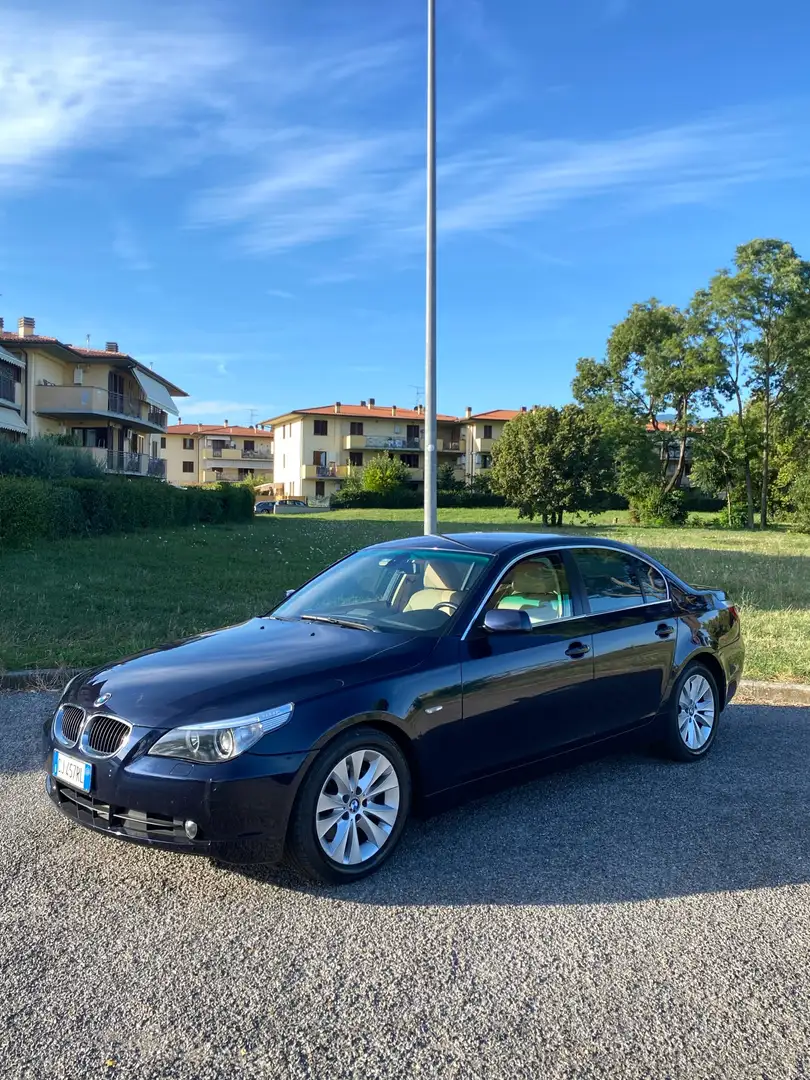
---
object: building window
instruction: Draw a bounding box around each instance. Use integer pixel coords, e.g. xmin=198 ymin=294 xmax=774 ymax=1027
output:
xmin=406 ymin=424 xmax=420 ymax=442
xmin=0 ymin=359 xmax=20 ymax=404
xmin=160 ymin=436 xmax=166 ymax=449
xmin=349 ymin=451 xmax=363 ymax=467
xmin=182 ymin=437 xmax=194 ymax=450
xmin=182 ymin=461 xmax=194 ymax=473
xmin=243 ymin=440 xmax=254 ymax=452
xmin=483 ymin=424 xmax=493 ymax=439
xmin=315 ymin=481 xmax=325 ymax=497
xmin=480 ymin=454 xmax=492 ymax=469
xmin=314 ymin=419 xmax=328 ymax=436
xmin=350 ymin=421 xmax=364 ymax=436
xmin=400 ymin=454 xmax=419 ymax=468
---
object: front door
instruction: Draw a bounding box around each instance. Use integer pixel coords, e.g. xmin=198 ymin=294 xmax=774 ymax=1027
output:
xmin=458 ymin=551 xmax=596 ymax=783
xmin=566 ymin=547 xmax=677 ymax=738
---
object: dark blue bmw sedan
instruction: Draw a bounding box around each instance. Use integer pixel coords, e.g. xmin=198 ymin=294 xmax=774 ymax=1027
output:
xmin=44 ymin=533 xmax=744 ymax=884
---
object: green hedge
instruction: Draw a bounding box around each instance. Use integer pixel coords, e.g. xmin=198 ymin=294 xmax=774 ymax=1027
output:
xmin=0 ymin=477 xmax=253 ymax=547
xmin=330 ymin=489 xmax=507 ymax=510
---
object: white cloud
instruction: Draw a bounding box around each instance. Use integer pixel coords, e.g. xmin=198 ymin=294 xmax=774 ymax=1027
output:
xmin=112 ymin=220 xmax=151 ymax=272
xmin=267 ymin=289 xmax=294 ymax=300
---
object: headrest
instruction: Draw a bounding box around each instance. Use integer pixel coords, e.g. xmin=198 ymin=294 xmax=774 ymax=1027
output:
xmin=423 ymin=559 xmax=465 ymax=591
xmin=510 ymin=560 xmax=560 ymax=596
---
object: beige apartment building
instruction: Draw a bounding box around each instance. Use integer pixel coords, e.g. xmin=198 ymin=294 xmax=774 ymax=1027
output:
xmin=264 ymin=400 xmax=465 ymax=500
xmin=162 ymin=422 xmax=274 ymax=486
xmin=0 ymin=316 xmax=186 ymax=477
xmin=460 ymin=408 xmax=524 ymax=483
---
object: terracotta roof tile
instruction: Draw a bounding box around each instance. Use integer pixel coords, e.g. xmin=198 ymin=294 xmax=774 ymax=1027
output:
xmin=167 ymin=424 xmax=273 ymax=438
xmin=466 ymin=409 xmax=521 ymax=421
xmin=265 ymin=403 xmax=457 ymax=423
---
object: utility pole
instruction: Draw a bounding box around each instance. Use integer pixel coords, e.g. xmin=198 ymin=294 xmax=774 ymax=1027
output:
xmin=423 ymin=0 xmax=438 ymax=535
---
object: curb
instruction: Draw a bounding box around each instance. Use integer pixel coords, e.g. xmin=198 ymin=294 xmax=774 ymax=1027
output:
xmin=2 ymin=669 xmax=810 ymax=706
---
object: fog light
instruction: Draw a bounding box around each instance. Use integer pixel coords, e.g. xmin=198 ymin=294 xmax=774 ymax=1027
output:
xmin=184 ymin=819 xmax=199 ymax=840
xmin=45 ymin=775 xmax=52 ymax=795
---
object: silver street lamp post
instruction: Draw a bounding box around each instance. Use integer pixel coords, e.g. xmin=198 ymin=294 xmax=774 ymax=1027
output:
xmin=423 ymin=0 xmax=438 ymax=535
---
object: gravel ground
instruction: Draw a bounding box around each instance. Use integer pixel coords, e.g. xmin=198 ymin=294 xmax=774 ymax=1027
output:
xmin=1 ymin=692 xmax=809 ymax=1080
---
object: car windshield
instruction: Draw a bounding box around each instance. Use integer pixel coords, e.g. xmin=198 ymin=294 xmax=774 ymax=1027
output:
xmin=271 ymin=548 xmax=492 ymax=635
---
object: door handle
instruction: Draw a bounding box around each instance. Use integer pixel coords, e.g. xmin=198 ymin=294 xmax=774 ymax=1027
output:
xmin=655 ymin=623 xmax=675 ymax=638
xmin=565 ymin=642 xmax=590 ymax=659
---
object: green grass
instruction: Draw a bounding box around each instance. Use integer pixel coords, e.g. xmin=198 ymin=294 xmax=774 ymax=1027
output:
xmin=2 ymin=508 xmax=809 ymax=682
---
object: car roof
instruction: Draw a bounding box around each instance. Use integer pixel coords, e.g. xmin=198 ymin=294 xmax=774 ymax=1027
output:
xmin=371 ymin=531 xmax=653 ymax=558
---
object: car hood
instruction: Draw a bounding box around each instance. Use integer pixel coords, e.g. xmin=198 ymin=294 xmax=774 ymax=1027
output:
xmin=70 ymin=618 xmax=435 ymax=728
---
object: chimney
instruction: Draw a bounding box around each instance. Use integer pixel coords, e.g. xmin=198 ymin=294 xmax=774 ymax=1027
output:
xmin=368 ymin=397 xmax=375 ymax=407
xmin=391 ymin=405 xmax=397 ymax=417
xmin=224 ymin=419 xmax=228 ymax=427
xmin=105 ymin=342 xmax=118 ymax=353
xmin=197 ymin=423 xmax=202 ymax=431
xmin=0 ymin=317 xmax=4 ymax=331
xmin=521 ymin=405 xmax=527 ymax=412
xmin=18 ymin=316 xmax=35 ymax=338
xmin=334 ymin=402 xmax=341 ymax=414
xmin=360 ymin=400 xmax=367 ymax=408
xmin=465 ymin=406 xmax=472 ymax=419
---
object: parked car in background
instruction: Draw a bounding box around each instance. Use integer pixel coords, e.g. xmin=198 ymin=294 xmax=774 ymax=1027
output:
xmin=254 ymin=500 xmax=275 ymax=514
xmin=276 ymin=498 xmax=308 ymax=507
xmin=44 ymin=533 xmax=743 ymax=885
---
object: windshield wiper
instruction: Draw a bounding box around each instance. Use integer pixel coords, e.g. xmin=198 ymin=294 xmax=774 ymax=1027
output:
xmin=299 ymin=615 xmax=375 ymax=632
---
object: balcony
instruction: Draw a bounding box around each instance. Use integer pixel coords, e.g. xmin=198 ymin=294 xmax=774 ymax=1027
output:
xmin=202 ymin=439 xmax=273 ymax=462
xmin=301 ymin=463 xmax=348 ymax=480
xmin=477 ymin=437 xmax=495 ymax=452
xmin=437 ymin=439 xmax=464 ymax=452
xmin=35 ymin=385 xmax=168 ymax=432
xmin=364 ymin=435 xmax=422 ymax=451
xmin=82 ymin=447 xmax=166 ymax=478
xmin=0 ymin=374 xmax=16 ymax=407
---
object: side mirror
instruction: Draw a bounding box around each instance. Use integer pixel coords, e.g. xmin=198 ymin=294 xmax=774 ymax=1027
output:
xmin=285 ymin=588 xmax=297 ymax=598
xmin=483 ymin=609 xmax=532 ymax=633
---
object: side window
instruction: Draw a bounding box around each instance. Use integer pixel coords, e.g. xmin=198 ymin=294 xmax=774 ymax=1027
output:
xmin=485 ymin=553 xmax=572 ymax=626
xmin=574 ymin=548 xmax=650 ymax=613
xmin=638 ymin=563 xmax=668 ymax=604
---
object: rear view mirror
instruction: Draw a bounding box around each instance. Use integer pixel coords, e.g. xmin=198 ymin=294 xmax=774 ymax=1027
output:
xmin=483 ymin=609 xmax=532 ymax=633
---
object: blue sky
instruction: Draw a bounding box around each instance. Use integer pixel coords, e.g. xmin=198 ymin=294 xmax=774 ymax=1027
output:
xmin=3 ymin=0 xmax=810 ymax=424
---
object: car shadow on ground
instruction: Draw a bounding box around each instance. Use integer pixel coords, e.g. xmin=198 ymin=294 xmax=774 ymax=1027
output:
xmin=233 ymin=704 xmax=810 ymax=907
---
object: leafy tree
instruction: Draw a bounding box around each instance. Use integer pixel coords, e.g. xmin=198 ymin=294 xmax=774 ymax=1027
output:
xmin=691 ymin=272 xmax=758 ymax=527
xmin=361 ymin=453 xmax=410 ymax=495
xmin=689 ymin=416 xmax=749 ymax=525
xmin=490 ymin=405 xmax=610 ymax=524
xmin=437 ymin=461 xmax=463 ymax=492
xmin=573 ymin=300 xmax=723 ymax=496
xmin=730 ymin=239 xmax=810 ymax=527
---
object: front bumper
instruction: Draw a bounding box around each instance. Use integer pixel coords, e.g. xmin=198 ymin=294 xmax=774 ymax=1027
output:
xmin=44 ymin=728 xmax=313 ymax=864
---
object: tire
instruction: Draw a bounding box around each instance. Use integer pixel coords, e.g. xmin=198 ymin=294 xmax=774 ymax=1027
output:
xmin=285 ymin=726 xmax=411 ymax=885
xmin=660 ymin=661 xmax=721 ymax=762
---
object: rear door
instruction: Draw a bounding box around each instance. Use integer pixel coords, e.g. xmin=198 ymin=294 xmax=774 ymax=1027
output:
xmin=567 ymin=547 xmax=677 ymax=737
xmin=457 ymin=550 xmax=597 ymax=782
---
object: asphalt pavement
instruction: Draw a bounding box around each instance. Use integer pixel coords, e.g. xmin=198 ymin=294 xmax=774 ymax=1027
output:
xmin=1 ymin=692 xmax=808 ymax=1080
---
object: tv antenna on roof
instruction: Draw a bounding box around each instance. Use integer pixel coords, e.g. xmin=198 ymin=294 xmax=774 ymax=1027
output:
xmin=85 ymin=334 xmax=91 ymax=348
xmin=410 ymin=384 xmax=424 ymax=409
xmin=248 ymin=408 xmax=257 ymax=426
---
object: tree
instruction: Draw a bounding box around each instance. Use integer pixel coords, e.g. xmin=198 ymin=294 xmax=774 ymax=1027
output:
xmin=361 ymin=453 xmax=410 ymax=495
xmin=489 ymin=405 xmax=610 ymax=524
xmin=689 ymin=416 xmax=749 ymax=525
xmin=573 ymin=300 xmax=723 ymax=496
xmin=691 ymin=272 xmax=757 ymax=527
xmin=731 ymin=239 xmax=810 ymax=527
xmin=437 ymin=461 xmax=463 ymax=492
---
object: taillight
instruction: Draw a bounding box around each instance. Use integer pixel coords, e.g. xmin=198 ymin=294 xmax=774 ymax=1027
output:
xmin=728 ymin=604 xmax=739 ymax=622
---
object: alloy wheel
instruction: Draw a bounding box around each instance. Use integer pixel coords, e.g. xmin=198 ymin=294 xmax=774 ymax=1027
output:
xmin=677 ymin=673 xmax=716 ymax=751
xmin=315 ymin=749 xmax=401 ymax=866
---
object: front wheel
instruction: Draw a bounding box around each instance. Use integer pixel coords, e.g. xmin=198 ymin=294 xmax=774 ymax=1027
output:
xmin=285 ymin=726 xmax=411 ymax=884
xmin=661 ymin=662 xmax=721 ymax=762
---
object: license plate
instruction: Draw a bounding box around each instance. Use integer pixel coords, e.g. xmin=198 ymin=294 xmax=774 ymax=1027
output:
xmin=52 ymin=750 xmax=92 ymax=793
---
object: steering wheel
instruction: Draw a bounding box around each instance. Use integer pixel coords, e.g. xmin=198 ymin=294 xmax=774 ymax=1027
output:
xmin=434 ymin=602 xmax=458 ymax=616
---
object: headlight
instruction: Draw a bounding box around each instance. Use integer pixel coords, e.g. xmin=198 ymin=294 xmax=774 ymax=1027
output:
xmin=148 ymin=703 xmax=294 ymax=763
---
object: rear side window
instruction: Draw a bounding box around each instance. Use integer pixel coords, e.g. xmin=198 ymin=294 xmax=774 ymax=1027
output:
xmin=574 ymin=548 xmax=655 ymax=614
xmin=637 ymin=564 xmax=668 ymax=603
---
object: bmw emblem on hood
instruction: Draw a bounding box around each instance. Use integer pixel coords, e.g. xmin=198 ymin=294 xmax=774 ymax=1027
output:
xmin=93 ymin=692 xmax=111 ymax=707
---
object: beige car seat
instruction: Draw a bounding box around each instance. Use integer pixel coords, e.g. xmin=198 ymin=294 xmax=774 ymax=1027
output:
xmin=403 ymin=560 xmax=466 ymax=612
xmin=497 ymin=560 xmax=563 ymax=619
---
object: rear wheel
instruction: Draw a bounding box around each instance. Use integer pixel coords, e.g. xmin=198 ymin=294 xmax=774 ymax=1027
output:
xmin=285 ymin=726 xmax=411 ymax=884
xmin=661 ymin=661 xmax=720 ymax=761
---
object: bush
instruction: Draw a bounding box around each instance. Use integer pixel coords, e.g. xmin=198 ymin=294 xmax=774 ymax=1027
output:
xmin=629 ymin=487 xmax=688 ymax=527
xmin=0 ymin=476 xmax=254 ymax=547
xmin=0 ymin=436 xmax=104 ymax=480
xmin=792 ymin=470 xmax=810 ymax=533
xmin=330 ymin=487 xmax=506 ymax=510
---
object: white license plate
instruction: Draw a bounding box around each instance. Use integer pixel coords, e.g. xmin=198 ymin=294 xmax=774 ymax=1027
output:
xmin=53 ymin=750 xmax=92 ymax=793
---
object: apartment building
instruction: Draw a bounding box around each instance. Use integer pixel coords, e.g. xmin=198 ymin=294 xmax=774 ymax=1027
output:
xmin=461 ymin=407 xmax=523 ymax=483
xmin=162 ymin=422 xmax=274 ymax=486
xmin=264 ymin=400 xmax=464 ymax=500
xmin=0 ymin=316 xmax=186 ymax=478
